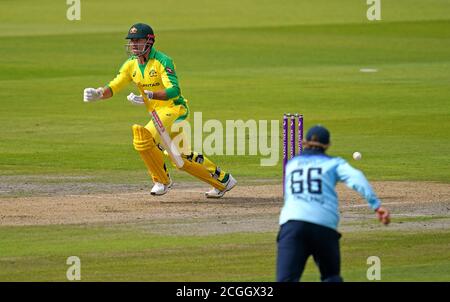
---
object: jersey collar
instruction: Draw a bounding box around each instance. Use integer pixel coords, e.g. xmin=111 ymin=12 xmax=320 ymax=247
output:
xmin=137 ymin=47 xmax=156 ymax=67
xmin=148 ymin=47 xmax=156 ymax=59
xmin=302 ymin=148 xmax=326 ymax=155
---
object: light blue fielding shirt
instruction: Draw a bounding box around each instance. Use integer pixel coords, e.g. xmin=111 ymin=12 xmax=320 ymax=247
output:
xmin=279 ymin=150 xmax=381 ymax=230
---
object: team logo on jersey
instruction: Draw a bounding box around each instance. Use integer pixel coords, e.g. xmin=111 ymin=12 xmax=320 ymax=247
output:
xmin=149 ymin=69 xmax=157 ymax=77
xmin=166 ymin=67 xmax=174 ymax=74
xmin=132 ymin=70 xmax=136 ymax=78
xmin=129 ymin=27 xmax=138 ymax=34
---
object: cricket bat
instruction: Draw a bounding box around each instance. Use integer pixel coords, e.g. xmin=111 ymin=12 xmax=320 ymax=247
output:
xmin=137 ymin=84 xmax=184 ymax=168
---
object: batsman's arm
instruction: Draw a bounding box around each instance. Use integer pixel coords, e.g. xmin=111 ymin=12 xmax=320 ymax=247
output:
xmin=158 ymin=57 xmax=181 ymax=100
xmin=150 ymin=90 xmax=169 ymax=100
xmin=100 ymin=86 xmax=113 ymax=99
xmin=102 ymin=85 xmax=167 ymax=100
xmin=103 ymin=59 xmax=133 ymax=98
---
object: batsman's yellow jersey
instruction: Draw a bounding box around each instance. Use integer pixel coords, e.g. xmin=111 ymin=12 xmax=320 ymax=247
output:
xmin=107 ymin=47 xmax=188 ymax=118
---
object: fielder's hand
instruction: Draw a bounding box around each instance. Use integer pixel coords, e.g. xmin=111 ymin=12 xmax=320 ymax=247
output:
xmin=127 ymin=90 xmax=154 ymax=105
xmin=375 ymin=207 xmax=390 ymax=225
xmin=83 ymin=87 xmax=104 ymax=102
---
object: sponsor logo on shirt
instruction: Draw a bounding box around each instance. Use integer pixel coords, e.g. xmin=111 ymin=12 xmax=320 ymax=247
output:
xmin=132 ymin=71 xmax=136 ymax=78
xmin=149 ymin=69 xmax=157 ymax=77
xmin=143 ymin=83 xmax=160 ymax=87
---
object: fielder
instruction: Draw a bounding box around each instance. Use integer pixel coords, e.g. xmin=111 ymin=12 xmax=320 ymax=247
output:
xmin=277 ymin=125 xmax=390 ymax=282
xmin=83 ymin=23 xmax=237 ymax=197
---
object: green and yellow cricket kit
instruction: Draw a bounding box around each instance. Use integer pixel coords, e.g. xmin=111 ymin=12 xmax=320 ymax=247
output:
xmin=108 ymin=47 xmax=187 ymax=111
xmin=108 ymin=48 xmax=229 ymax=189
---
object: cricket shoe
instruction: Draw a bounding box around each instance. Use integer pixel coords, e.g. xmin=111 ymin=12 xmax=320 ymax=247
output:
xmin=205 ymin=174 xmax=237 ymax=199
xmin=151 ymin=178 xmax=173 ymax=196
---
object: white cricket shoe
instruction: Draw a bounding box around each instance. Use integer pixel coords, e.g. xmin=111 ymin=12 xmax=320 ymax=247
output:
xmin=205 ymin=174 xmax=237 ymax=199
xmin=151 ymin=178 xmax=173 ymax=196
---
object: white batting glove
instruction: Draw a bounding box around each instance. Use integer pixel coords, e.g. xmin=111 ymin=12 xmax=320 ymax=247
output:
xmin=144 ymin=90 xmax=154 ymax=99
xmin=83 ymin=87 xmax=104 ymax=102
xmin=126 ymin=92 xmax=145 ymax=105
xmin=126 ymin=90 xmax=154 ymax=105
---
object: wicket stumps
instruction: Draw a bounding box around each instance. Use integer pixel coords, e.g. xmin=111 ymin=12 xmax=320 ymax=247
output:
xmin=283 ymin=113 xmax=304 ymax=194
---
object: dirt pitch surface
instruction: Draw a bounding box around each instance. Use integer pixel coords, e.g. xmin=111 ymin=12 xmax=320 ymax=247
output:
xmin=0 ymin=178 xmax=449 ymax=235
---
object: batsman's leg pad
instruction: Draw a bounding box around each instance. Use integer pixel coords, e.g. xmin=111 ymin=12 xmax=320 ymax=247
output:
xmin=180 ymin=152 xmax=228 ymax=191
xmin=132 ymin=124 xmax=170 ymax=184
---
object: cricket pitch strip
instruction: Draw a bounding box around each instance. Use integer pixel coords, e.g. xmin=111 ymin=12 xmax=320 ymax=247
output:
xmin=0 ymin=179 xmax=449 ymax=235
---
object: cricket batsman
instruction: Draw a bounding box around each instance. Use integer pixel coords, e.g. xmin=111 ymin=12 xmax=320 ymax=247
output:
xmin=83 ymin=23 xmax=237 ymax=197
xmin=277 ymin=125 xmax=390 ymax=282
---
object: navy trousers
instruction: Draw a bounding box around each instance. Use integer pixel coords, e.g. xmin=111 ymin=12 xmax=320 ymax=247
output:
xmin=276 ymin=220 xmax=343 ymax=282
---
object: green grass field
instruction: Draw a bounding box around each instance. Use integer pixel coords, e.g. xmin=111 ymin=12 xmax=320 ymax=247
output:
xmin=1 ymin=0 xmax=449 ymax=182
xmin=0 ymin=224 xmax=448 ymax=281
xmin=0 ymin=0 xmax=449 ymax=281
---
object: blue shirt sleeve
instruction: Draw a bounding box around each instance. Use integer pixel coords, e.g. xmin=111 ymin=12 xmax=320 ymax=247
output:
xmin=336 ymin=159 xmax=381 ymax=211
